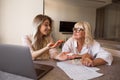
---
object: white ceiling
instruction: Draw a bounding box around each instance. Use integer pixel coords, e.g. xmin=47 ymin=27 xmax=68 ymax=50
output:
xmin=48 ymin=0 xmax=112 ymax=8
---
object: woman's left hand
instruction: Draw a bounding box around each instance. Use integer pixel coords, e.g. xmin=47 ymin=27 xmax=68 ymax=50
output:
xmin=81 ymin=57 xmax=94 ymax=67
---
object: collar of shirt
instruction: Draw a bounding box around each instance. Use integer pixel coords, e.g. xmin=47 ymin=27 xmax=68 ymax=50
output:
xmin=73 ymin=39 xmax=89 ymax=55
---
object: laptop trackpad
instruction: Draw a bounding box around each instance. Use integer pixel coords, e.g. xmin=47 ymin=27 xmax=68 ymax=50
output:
xmin=34 ymin=63 xmax=54 ymax=79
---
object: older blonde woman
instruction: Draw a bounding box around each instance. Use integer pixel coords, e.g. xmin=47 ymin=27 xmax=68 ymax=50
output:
xmin=56 ymin=21 xmax=113 ymax=67
xmin=22 ymin=14 xmax=62 ymax=60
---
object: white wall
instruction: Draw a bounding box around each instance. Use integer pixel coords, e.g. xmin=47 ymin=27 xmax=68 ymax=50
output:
xmin=0 ymin=0 xmax=2 ymax=42
xmin=45 ymin=0 xmax=96 ymax=41
xmin=0 ymin=0 xmax=43 ymax=45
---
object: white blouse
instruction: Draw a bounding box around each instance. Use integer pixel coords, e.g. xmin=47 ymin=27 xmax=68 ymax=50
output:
xmin=62 ymin=37 xmax=113 ymax=65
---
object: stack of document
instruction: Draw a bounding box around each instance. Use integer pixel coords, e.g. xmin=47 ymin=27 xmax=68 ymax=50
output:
xmin=57 ymin=60 xmax=103 ymax=80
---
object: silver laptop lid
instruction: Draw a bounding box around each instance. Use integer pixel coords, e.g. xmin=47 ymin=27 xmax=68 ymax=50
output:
xmin=0 ymin=44 xmax=37 ymax=80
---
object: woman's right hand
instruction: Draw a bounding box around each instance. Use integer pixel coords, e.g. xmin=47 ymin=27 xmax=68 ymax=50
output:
xmin=46 ymin=42 xmax=55 ymax=49
xmin=56 ymin=52 xmax=69 ymax=61
xmin=56 ymin=52 xmax=78 ymax=61
xmin=47 ymin=40 xmax=64 ymax=49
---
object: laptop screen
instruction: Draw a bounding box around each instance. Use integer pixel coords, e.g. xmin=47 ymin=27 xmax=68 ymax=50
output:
xmin=0 ymin=44 xmax=54 ymax=80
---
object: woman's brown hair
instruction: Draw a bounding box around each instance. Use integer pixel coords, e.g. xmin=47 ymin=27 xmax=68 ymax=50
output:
xmin=32 ymin=14 xmax=53 ymax=50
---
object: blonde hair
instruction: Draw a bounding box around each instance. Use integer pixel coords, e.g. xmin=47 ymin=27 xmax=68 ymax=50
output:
xmin=32 ymin=14 xmax=53 ymax=50
xmin=74 ymin=21 xmax=94 ymax=45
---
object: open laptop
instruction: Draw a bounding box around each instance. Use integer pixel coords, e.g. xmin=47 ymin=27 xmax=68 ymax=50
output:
xmin=0 ymin=44 xmax=54 ymax=80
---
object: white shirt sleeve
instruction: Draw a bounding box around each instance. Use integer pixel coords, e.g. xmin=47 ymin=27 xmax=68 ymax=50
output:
xmin=91 ymin=41 xmax=113 ymax=65
xmin=62 ymin=38 xmax=74 ymax=53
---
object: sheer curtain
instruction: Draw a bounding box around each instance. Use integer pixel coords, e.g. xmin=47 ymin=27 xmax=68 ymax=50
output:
xmin=95 ymin=7 xmax=105 ymax=39
xmin=95 ymin=3 xmax=120 ymax=41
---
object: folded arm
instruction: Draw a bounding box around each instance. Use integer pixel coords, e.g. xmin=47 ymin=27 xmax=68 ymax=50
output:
xmin=81 ymin=53 xmax=107 ymax=67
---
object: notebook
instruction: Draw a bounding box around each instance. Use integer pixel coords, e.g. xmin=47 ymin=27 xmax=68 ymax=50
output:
xmin=0 ymin=44 xmax=54 ymax=80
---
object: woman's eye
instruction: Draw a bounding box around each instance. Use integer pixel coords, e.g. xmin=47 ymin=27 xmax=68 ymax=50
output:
xmin=45 ymin=25 xmax=48 ymax=26
xmin=44 ymin=24 xmax=48 ymax=27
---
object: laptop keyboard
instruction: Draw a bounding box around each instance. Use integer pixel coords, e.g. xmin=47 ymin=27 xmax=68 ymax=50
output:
xmin=34 ymin=63 xmax=54 ymax=79
xmin=35 ymin=69 xmax=45 ymax=76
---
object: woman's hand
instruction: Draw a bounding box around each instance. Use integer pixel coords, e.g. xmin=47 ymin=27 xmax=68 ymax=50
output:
xmin=47 ymin=40 xmax=64 ymax=48
xmin=81 ymin=58 xmax=94 ymax=67
xmin=67 ymin=53 xmax=81 ymax=59
xmin=46 ymin=42 xmax=54 ymax=48
xmin=56 ymin=52 xmax=69 ymax=61
xmin=81 ymin=53 xmax=94 ymax=67
xmin=81 ymin=53 xmax=93 ymax=59
xmin=56 ymin=52 xmax=79 ymax=61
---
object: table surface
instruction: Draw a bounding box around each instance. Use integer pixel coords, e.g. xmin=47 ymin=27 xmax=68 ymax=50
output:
xmin=33 ymin=56 xmax=120 ymax=80
xmin=31 ymin=57 xmax=120 ymax=80
xmin=0 ymin=56 xmax=120 ymax=80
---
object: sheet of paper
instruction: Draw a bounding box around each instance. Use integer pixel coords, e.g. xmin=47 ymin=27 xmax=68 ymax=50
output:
xmin=57 ymin=60 xmax=103 ymax=80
